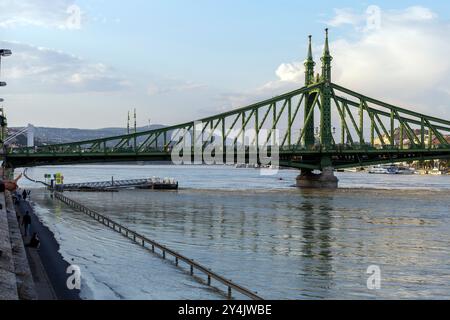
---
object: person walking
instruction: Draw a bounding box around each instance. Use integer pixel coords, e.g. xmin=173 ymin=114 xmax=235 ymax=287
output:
xmin=22 ymin=211 xmax=32 ymax=237
xmin=22 ymin=189 xmax=28 ymax=201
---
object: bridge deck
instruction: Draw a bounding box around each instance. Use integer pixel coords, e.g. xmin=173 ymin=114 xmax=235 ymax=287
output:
xmin=7 ymin=147 xmax=450 ymax=170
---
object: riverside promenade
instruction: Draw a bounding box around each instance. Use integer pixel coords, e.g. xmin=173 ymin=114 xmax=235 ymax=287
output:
xmin=1 ymin=188 xmax=81 ymax=300
xmin=14 ymin=193 xmax=81 ymax=300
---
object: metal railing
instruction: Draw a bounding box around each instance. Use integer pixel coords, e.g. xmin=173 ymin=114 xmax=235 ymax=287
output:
xmin=23 ymin=168 xmax=50 ymax=187
xmin=53 ymin=191 xmax=263 ymax=300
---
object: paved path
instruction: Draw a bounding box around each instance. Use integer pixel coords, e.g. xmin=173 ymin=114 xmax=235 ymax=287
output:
xmin=15 ymin=196 xmax=80 ymax=300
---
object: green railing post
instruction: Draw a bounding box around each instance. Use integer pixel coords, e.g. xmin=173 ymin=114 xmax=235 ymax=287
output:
xmin=428 ymin=125 xmax=432 ymax=149
xmin=421 ymin=118 xmax=425 ymax=149
xmin=287 ymin=99 xmax=292 ymax=147
xmin=164 ymin=131 xmax=167 ymax=151
xmin=359 ymin=101 xmax=364 ymax=146
xmin=341 ymin=104 xmax=346 ymax=145
xmin=370 ymin=113 xmax=375 ymax=146
xmin=241 ymin=113 xmax=246 ymax=147
xmin=222 ymin=118 xmax=226 ymax=159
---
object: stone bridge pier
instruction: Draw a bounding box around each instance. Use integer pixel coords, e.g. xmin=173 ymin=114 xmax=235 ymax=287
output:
xmin=296 ymin=167 xmax=339 ymax=189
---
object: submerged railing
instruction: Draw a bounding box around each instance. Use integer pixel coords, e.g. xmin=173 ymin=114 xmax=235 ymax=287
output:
xmin=53 ymin=191 xmax=263 ymax=300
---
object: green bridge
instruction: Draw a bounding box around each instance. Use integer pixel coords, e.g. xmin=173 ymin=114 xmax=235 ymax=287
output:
xmin=3 ymin=30 xmax=450 ymax=188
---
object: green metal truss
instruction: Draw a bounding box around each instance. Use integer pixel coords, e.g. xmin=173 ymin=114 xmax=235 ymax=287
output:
xmin=5 ymin=31 xmax=450 ymax=170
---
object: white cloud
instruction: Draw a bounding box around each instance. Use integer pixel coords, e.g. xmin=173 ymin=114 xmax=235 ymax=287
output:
xmin=0 ymin=0 xmax=82 ymax=29
xmin=329 ymin=6 xmax=450 ymax=116
xmin=327 ymin=8 xmax=364 ymax=27
xmin=147 ymin=79 xmax=206 ymax=96
xmin=326 ymin=6 xmax=435 ymax=29
xmin=214 ymin=62 xmax=306 ymax=110
xmin=220 ymin=6 xmax=450 ymax=119
xmin=388 ymin=6 xmax=436 ymax=22
xmin=275 ymin=62 xmax=304 ymax=83
xmin=1 ymin=41 xmax=129 ymax=93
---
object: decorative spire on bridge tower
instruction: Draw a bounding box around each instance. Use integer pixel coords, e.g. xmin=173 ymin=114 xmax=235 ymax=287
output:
xmin=321 ymin=28 xmax=333 ymax=83
xmin=320 ymin=28 xmax=333 ymax=148
xmin=303 ymin=35 xmax=316 ymax=147
xmin=304 ymin=35 xmax=315 ymax=86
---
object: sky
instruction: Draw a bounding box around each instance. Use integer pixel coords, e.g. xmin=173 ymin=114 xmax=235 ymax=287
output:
xmin=0 ymin=0 xmax=450 ymax=129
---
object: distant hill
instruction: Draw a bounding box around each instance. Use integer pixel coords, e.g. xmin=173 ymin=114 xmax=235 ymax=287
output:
xmin=7 ymin=124 xmax=240 ymax=148
xmin=8 ymin=125 xmax=166 ymax=146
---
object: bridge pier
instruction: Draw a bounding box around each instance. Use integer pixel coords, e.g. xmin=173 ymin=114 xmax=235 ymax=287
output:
xmin=296 ymin=167 xmax=339 ymax=189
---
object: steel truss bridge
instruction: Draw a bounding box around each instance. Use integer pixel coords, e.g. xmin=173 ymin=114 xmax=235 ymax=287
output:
xmin=4 ymin=30 xmax=450 ymax=181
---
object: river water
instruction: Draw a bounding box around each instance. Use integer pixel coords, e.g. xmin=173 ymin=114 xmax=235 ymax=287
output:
xmin=19 ymin=165 xmax=450 ymax=300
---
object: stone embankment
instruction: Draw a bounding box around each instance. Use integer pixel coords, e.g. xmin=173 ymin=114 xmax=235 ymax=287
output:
xmin=0 ymin=191 xmax=37 ymax=300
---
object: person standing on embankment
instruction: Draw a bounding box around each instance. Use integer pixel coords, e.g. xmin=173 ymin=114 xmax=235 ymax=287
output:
xmin=22 ymin=211 xmax=32 ymax=237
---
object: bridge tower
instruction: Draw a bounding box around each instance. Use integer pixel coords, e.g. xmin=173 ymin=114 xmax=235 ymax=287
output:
xmin=320 ymin=28 xmax=333 ymax=148
xmin=303 ymin=35 xmax=316 ymax=148
xmin=297 ymin=29 xmax=339 ymax=188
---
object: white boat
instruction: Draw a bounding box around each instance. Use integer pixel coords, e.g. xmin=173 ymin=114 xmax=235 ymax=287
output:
xmin=368 ymin=165 xmax=393 ymax=174
xmin=430 ymin=168 xmax=443 ymax=175
xmin=397 ymin=166 xmax=415 ymax=175
xmin=369 ymin=164 xmax=415 ymax=175
xmin=369 ymin=167 xmax=389 ymax=174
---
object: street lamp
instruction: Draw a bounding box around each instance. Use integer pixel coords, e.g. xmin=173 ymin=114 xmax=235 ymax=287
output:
xmin=0 ymin=49 xmax=12 ymax=57
xmin=0 ymin=49 xmax=12 ymax=86
xmin=0 ymin=49 xmax=11 ymax=147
